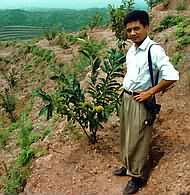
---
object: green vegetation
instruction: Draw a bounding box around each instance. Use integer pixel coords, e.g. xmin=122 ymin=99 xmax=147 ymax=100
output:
xmin=62 ymin=121 xmax=84 ymax=141
xmin=43 ymin=25 xmax=62 ymax=41
xmin=0 ymin=89 xmax=17 ymax=122
xmin=0 ymin=68 xmax=18 ymax=89
xmin=153 ymin=15 xmax=189 ymax=68
xmin=52 ymin=32 xmax=78 ymax=49
xmin=171 ymin=51 xmax=184 ymax=69
xmin=54 ymin=36 xmax=107 ymax=79
xmin=0 ymin=122 xmax=19 ymax=148
xmin=33 ymin=48 xmax=125 ymax=144
xmin=78 ymin=37 xmax=107 ymax=78
xmin=1 ymin=112 xmax=50 ymax=194
xmin=109 ymin=0 xmax=135 ymax=48
xmin=1 ymin=112 xmax=53 ymax=194
xmin=0 ymin=68 xmax=19 ymax=122
xmin=0 ymin=41 xmax=58 ymax=194
xmin=154 ymin=15 xmax=185 ymax=32
xmin=176 ymin=18 xmax=190 ymax=48
xmin=145 ymin=0 xmax=168 ymax=9
xmin=0 ymin=8 xmax=109 ymax=33
xmin=88 ymin=12 xmax=104 ymax=30
xmin=33 ymin=47 xmax=54 ymax=63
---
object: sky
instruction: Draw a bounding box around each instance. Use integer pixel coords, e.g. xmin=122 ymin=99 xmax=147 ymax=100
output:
xmin=0 ymin=0 xmax=147 ymax=10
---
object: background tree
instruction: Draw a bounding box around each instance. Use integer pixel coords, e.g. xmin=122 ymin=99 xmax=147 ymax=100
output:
xmin=109 ymin=0 xmax=135 ymax=48
xmin=145 ymin=0 xmax=166 ymax=9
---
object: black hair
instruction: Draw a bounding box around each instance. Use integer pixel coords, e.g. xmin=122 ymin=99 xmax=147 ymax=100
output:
xmin=124 ymin=10 xmax=149 ymax=27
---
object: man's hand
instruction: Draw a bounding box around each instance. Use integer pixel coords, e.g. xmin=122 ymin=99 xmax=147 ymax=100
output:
xmin=134 ymin=91 xmax=152 ymax=103
xmin=133 ymin=79 xmax=176 ymax=103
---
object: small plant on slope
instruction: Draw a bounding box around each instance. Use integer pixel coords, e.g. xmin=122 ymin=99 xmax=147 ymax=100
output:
xmin=33 ymin=48 xmax=125 ymax=144
xmin=109 ymin=0 xmax=135 ymax=48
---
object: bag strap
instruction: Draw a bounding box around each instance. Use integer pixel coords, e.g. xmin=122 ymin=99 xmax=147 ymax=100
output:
xmin=148 ymin=44 xmax=159 ymax=87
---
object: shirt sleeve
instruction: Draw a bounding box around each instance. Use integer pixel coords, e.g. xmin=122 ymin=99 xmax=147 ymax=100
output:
xmin=125 ymin=50 xmax=130 ymax=68
xmin=151 ymin=45 xmax=179 ymax=81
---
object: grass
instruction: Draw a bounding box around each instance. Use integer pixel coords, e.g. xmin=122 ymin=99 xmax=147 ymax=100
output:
xmin=154 ymin=15 xmax=185 ymax=32
xmin=171 ymin=51 xmax=184 ymax=69
xmin=0 ymin=122 xmax=19 ymax=148
xmin=0 ymin=106 xmax=55 ymax=194
xmin=176 ymin=18 xmax=190 ymax=49
xmin=3 ymin=166 xmax=29 ymax=195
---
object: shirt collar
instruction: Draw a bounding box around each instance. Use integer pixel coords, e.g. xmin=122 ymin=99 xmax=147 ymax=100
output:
xmin=131 ymin=36 xmax=151 ymax=52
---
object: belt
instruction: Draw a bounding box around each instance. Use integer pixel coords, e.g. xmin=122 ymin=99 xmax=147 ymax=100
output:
xmin=123 ymin=89 xmax=140 ymax=96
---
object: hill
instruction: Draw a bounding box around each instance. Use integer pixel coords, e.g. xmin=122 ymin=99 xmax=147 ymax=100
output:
xmin=0 ymin=8 xmax=109 ymax=32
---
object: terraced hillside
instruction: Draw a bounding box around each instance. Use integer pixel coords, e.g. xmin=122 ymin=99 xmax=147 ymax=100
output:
xmin=0 ymin=26 xmax=48 ymax=41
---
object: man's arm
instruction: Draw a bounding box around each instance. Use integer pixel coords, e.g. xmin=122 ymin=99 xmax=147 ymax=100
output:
xmin=134 ymin=79 xmax=176 ymax=103
xmin=134 ymin=44 xmax=179 ymax=103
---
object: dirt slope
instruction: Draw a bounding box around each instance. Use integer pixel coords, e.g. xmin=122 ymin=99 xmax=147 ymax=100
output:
xmin=22 ymin=80 xmax=190 ymax=195
xmin=23 ymin=21 xmax=190 ymax=195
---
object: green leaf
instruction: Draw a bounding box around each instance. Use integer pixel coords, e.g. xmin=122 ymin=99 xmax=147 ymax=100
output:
xmin=39 ymin=105 xmax=49 ymax=117
xmin=93 ymin=57 xmax=101 ymax=71
xmin=79 ymin=50 xmax=90 ymax=59
xmin=47 ymin=104 xmax=53 ymax=120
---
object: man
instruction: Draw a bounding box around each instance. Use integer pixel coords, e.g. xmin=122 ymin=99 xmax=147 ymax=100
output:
xmin=113 ymin=10 xmax=179 ymax=194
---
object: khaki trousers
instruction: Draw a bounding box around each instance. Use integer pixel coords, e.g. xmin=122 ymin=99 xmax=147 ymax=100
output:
xmin=120 ymin=92 xmax=152 ymax=177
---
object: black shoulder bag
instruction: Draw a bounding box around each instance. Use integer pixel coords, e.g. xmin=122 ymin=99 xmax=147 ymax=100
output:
xmin=144 ymin=44 xmax=161 ymax=125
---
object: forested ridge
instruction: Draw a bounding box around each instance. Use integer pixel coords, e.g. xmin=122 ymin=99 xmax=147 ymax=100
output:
xmin=0 ymin=8 xmax=109 ymax=32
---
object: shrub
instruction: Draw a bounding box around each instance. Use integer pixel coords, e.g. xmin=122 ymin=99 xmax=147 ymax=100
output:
xmin=171 ymin=51 xmax=184 ymax=69
xmin=78 ymin=37 xmax=107 ymax=59
xmin=54 ymin=32 xmax=77 ymax=49
xmin=20 ymin=45 xmax=55 ymax=63
xmin=154 ymin=15 xmax=185 ymax=32
xmin=3 ymin=167 xmax=28 ymax=195
xmin=160 ymin=15 xmax=184 ymax=29
xmin=88 ymin=12 xmax=103 ymax=30
xmin=108 ymin=0 xmax=135 ymax=46
xmin=0 ymin=68 xmax=18 ymax=89
xmin=0 ymin=122 xmax=18 ymax=148
xmin=33 ymin=48 xmax=125 ymax=144
xmin=2 ymin=112 xmax=52 ymax=194
xmin=176 ymin=19 xmax=190 ymax=48
xmin=44 ymin=25 xmax=62 ymax=41
xmin=77 ymin=30 xmax=88 ymax=39
xmin=78 ymin=37 xmax=107 ymax=83
xmin=0 ymin=88 xmax=17 ymax=122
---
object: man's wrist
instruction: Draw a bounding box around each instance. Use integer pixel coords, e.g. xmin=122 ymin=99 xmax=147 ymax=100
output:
xmin=148 ymin=89 xmax=155 ymax=96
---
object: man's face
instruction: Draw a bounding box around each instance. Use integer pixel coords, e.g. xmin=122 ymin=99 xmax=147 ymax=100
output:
xmin=126 ymin=20 xmax=149 ymax=46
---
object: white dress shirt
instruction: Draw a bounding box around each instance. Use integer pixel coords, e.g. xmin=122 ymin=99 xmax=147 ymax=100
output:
xmin=123 ymin=36 xmax=179 ymax=92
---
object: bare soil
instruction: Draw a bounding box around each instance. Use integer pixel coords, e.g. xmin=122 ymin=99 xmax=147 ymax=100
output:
xmin=22 ymin=79 xmax=190 ymax=195
xmin=23 ymin=27 xmax=190 ymax=195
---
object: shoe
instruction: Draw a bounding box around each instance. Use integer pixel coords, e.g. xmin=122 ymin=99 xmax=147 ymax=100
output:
xmin=113 ymin=166 xmax=127 ymax=176
xmin=123 ymin=177 xmax=144 ymax=195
